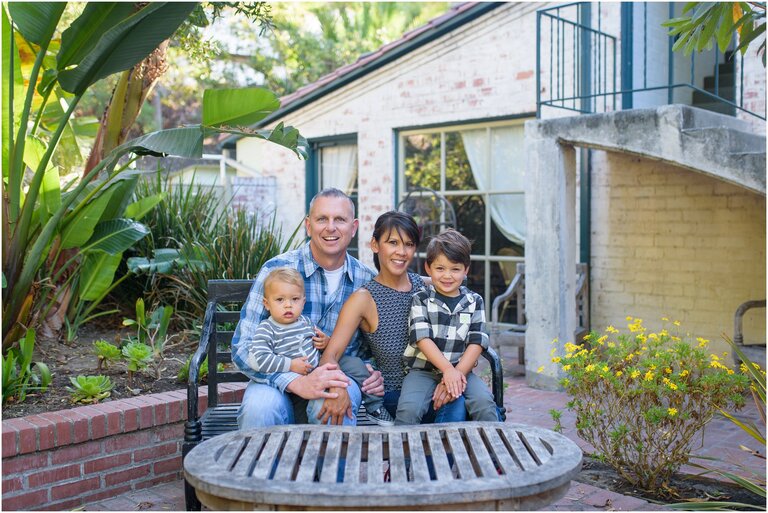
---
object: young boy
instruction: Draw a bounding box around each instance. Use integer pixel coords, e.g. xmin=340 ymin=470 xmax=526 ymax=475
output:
xmin=240 ymin=267 xmax=392 ymax=426
xmin=397 ymin=229 xmax=500 ymax=424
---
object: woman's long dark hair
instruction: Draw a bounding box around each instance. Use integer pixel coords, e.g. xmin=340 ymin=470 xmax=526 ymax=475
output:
xmin=371 ymin=211 xmax=420 ymax=271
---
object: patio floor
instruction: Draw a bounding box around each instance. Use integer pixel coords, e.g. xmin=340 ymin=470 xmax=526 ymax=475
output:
xmin=83 ymin=344 xmax=764 ymax=511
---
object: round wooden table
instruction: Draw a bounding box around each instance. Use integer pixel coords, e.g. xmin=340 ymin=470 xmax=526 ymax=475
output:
xmin=184 ymin=421 xmax=582 ymax=510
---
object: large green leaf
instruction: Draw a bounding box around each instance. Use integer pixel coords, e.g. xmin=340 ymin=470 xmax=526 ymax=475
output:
xmin=99 ymin=176 xmax=138 ymax=221
xmin=57 ymin=3 xmax=138 ymax=70
xmin=79 ymin=251 xmax=122 ymax=301
xmin=113 ymin=126 xmax=206 ymax=160
xmin=125 ymin=193 xmax=165 ymax=221
xmin=7 ymin=3 xmax=65 ymax=46
xmin=59 ymin=190 xmax=115 ymax=249
xmin=58 ymin=3 xmax=197 ymax=95
xmin=40 ymin=164 xmax=61 ymax=224
xmin=202 ymin=88 xmax=280 ymax=128
xmin=81 ymin=218 xmax=150 ymax=255
xmin=212 ymin=123 xmax=308 ymax=159
xmin=127 ymin=249 xmax=182 ymax=274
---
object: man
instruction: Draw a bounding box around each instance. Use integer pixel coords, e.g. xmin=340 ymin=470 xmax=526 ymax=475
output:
xmin=232 ymin=188 xmax=382 ymax=427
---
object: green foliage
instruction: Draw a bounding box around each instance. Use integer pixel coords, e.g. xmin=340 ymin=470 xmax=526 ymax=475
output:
xmin=1 ymin=330 xmax=52 ymax=405
xmin=123 ymin=175 xmax=300 ymax=328
xmin=92 ymin=339 xmax=122 ymax=371
xmin=67 ymin=375 xmax=114 ymax=404
xmin=663 ymin=2 xmax=766 ymax=66
xmin=122 ymin=341 xmax=153 ymax=373
xmin=550 ymin=318 xmax=749 ymax=490
xmin=3 ymin=0 xmax=307 ymax=349
xmin=122 ymin=298 xmax=173 ymax=357
xmin=177 ymin=355 xmax=224 ymax=383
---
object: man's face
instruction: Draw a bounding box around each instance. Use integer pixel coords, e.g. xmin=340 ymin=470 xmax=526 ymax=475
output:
xmin=305 ymin=196 xmax=358 ymax=262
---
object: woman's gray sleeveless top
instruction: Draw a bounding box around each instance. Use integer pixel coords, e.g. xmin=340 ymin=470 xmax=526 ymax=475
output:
xmin=361 ymin=272 xmax=424 ymax=392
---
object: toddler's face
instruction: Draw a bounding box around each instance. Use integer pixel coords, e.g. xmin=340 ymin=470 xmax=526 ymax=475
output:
xmin=263 ymin=281 xmax=306 ymax=324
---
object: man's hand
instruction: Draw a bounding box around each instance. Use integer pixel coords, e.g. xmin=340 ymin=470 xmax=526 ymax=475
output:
xmin=285 ymin=363 xmax=350 ymax=400
xmin=312 ymin=328 xmax=330 ymax=350
xmin=289 ymin=356 xmax=313 ymax=375
xmin=361 ymin=364 xmax=384 ymax=396
xmin=441 ymin=367 xmax=466 ymax=399
xmin=316 ymin=387 xmax=354 ymax=425
xmin=432 ymin=382 xmax=457 ymax=410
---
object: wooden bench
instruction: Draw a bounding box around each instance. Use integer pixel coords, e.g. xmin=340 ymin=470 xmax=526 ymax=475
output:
xmin=491 ymin=263 xmax=589 ymax=376
xmin=183 ymin=279 xmax=506 ymax=511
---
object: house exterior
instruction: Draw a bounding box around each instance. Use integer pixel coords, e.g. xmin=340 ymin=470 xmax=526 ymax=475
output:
xmin=221 ymin=2 xmax=766 ymax=385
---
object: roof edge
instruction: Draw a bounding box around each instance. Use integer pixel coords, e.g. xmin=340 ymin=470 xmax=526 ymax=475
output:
xmin=220 ymin=2 xmax=504 ymax=150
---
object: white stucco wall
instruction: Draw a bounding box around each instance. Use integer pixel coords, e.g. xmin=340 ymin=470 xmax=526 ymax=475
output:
xmin=590 ymin=150 xmax=766 ymax=356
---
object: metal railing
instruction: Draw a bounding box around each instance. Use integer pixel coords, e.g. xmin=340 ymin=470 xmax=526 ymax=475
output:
xmin=536 ymin=2 xmax=766 ymax=120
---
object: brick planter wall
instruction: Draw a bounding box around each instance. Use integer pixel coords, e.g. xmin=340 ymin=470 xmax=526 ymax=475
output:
xmin=2 ymin=383 xmax=246 ymax=511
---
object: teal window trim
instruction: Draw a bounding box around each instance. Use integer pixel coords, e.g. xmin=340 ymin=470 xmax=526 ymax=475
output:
xmin=304 ymin=133 xmax=358 ymax=213
xmin=620 ymin=3 xmax=633 ymax=109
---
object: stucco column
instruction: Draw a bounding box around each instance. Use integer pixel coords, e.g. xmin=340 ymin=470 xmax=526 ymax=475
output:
xmin=524 ymin=121 xmax=578 ymax=390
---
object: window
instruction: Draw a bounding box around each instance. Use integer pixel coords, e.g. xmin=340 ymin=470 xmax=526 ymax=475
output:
xmin=307 ymin=135 xmax=359 ymax=258
xmin=398 ymin=120 xmax=529 ymax=314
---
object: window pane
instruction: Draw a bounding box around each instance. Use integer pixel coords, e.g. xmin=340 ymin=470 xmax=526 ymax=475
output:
xmin=449 ymin=195 xmax=485 ymax=255
xmin=490 ymin=261 xmax=523 ymax=324
xmin=465 ymin=260 xmax=486 ymax=298
xmin=403 ymin=134 xmax=441 ymax=191
xmin=444 ymin=132 xmax=477 ymax=191
xmin=319 ymin=144 xmax=359 ymax=257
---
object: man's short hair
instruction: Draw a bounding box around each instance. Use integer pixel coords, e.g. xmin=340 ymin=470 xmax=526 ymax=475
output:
xmin=264 ymin=267 xmax=305 ymax=295
xmin=425 ymin=229 xmax=472 ymax=268
xmin=308 ymin=188 xmax=355 ymax=218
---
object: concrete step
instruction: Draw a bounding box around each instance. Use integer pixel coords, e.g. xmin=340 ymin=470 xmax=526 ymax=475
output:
xmin=704 ymin=71 xmax=735 ymax=90
xmin=692 ymin=101 xmax=737 ymax=116
xmin=677 ymin=104 xmax=754 ymax=131
xmin=693 ymin=86 xmax=735 ymax=104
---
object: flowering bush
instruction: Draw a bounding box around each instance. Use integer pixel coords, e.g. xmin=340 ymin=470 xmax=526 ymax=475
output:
xmin=551 ymin=317 xmax=749 ymax=490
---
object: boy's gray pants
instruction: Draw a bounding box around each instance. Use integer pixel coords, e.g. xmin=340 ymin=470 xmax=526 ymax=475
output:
xmin=395 ymin=369 xmax=499 ymax=424
xmin=339 ymin=355 xmax=384 ymax=413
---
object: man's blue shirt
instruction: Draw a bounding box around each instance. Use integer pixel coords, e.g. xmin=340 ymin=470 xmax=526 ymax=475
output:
xmin=231 ymin=241 xmax=376 ymax=392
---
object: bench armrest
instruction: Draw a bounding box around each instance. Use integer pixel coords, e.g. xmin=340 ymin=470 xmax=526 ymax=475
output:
xmin=187 ymin=300 xmax=218 ymax=422
xmin=481 ymin=347 xmax=505 ymax=416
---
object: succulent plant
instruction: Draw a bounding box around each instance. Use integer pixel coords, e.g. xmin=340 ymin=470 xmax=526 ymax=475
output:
xmin=67 ymin=375 xmax=113 ymax=404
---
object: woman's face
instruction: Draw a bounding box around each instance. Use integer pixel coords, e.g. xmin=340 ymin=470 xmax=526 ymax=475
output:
xmin=371 ymin=228 xmax=416 ymax=277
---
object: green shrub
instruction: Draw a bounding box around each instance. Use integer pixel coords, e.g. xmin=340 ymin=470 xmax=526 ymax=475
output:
xmin=93 ymin=340 xmax=122 ymax=371
xmin=1 ymin=330 xmax=52 ymax=405
xmin=67 ymin=375 xmax=114 ymax=404
xmin=177 ymin=355 xmax=224 ymax=383
xmin=550 ymin=317 xmax=749 ymax=490
xmin=122 ymin=341 xmax=153 ymax=386
xmin=122 ymin=176 xmax=299 ymax=329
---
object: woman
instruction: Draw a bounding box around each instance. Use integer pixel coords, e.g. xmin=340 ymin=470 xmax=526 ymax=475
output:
xmin=311 ymin=211 xmax=466 ymax=424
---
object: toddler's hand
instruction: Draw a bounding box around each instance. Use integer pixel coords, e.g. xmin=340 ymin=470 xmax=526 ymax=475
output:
xmin=441 ymin=367 xmax=466 ymax=399
xmin=312 ymin=328 xmax=330 ymax=350
xmin=290 ymin=356 xmax=313 ymax=375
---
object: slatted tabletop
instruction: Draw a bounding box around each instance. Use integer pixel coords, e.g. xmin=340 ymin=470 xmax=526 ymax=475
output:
xmin=184 ymin=422 xmax=582 ymax=510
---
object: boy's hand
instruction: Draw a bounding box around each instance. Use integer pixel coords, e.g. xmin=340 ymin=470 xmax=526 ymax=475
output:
xmin=312 ymin=328 xmax=330 ymax=350
xmin=441 ymin=367 xmax=466 ymax=398
xmin=290 ymin=356 xmax=313 ymax=375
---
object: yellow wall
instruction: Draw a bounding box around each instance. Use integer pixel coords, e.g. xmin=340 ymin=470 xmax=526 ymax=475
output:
xmin=590 ymin=151 xmax=766 ymax=357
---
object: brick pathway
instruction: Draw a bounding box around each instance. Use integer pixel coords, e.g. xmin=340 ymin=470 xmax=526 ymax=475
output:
xmin=84 ymin=346 xmax=763 ymax=511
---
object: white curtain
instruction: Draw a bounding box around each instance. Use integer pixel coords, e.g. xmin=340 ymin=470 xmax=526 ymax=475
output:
xmin=461 ymin=125 xmax=526 ymax=245
xmin=320 ymin=144 xmax=358 ymax=194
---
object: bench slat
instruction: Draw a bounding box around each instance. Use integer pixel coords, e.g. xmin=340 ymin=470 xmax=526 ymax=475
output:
xmin=446 ymin=428 xmax=476 ymax=479
xmin=272 ymin=429 xmax=304 ymax=481
xmin=216 ymin=436 xmax=249 ymax=471
xmin=387 ymin=432 xmax=408 ymax=483
xmin=252 ymin=432 xmax=285 ymax=479
xmin=502 ymin=428 xmax=540 ymax=471
xmin=230 ymin=433 xmax=266 ymax=477
xmin=320 ymin=430 xmax=344 ymax=483
xmin=482 ymin=426 xmax=521 ymax=474
xmin=406 ymin=431 xmax=431 ymax=482
xmin=367 ymin=432 xmax=383 ymax=484
xmin=295 ymin=430 xmax=323 ymax=482
xmin=465 ymin=427 xmax=499 ymax=478
xmin=344 ymin=432 xmax=363 ymax=484
xmin=425 ymin=430 xmax=453 ymax=481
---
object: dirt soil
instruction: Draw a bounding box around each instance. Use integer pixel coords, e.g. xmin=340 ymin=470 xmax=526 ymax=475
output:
xmin=2 ymin=321 xmax=194 ymax=420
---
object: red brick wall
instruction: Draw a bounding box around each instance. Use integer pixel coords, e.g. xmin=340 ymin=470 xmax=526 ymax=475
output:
xmin=2 ymin=384 xmax=246 ymax=511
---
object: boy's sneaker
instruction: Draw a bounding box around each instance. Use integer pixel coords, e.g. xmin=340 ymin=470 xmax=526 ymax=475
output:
xmin=366 ymin=407 xmax=395 ymax=426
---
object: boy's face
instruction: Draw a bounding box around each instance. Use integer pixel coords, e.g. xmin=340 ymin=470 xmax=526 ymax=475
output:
xmin=424 ymin=254 xmax=467 ymax=298
xmin=263 ymin=281 xmax=306 ymax=324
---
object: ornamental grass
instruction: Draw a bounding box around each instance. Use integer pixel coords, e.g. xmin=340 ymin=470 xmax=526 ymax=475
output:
xmin=551 ymin=317 xmax=750 ymax=491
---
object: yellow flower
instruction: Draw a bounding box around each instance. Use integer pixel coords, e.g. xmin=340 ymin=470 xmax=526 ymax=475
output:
xmin=681 ymin=370 xmax=689 ymax=377
xmin=562 ymin=378 xmax=570 ymax=387
xmin=667 ymin=382 xmax=678 ymax=390
xmin=564 ymin=342 xmax=579 ymax=353
xmin=644 ymin=371 xmax=654 ymax=381
xmin=660 ymin=329 xmax=669 ymax=337
xmin=670 ymin=336 xmax=681 ymax=342
xmin=696 ymin=337 xmax=708 ymax=347
xmin=537 ymin=366 xmax=545 ymax=373
xmin=585 ymin=364 xmax=596 ymax=372
xmin=673 ymin=320 xmax=681 ymax=326
xmin=661 ymin=317 xmax=669 ymax=322
xmin=615 ymin=370 xmax=623 ymax=377
xmin=550 ymin=347 xmax=557 ymax=356
xmin=552 ymin=356 xmax=562 ymax=363
xmin=664 ymin=367 xmax=672 ymax=374
xmin=637 ymin=334 xmax=647 ymax=343
xmin=551 ymin=338 xmax=559 ymax=345
xmin=597 ymin=335 xmax=608 ymax=345
xmin=630 ymin=370 xmax=640 ymax=379
xmin=607 ymin=342 xmax=616 ymax=348
xmin=625 ymin=353 xmax=635 ymax=361
xmin=710 ymin=354 xmax=720 ymax=361
xmin=668 ymin=408 xmax=678 ymax=416
xmin=563 ymin=364 xmax=571 ymax=371
xmin=626 ymin=316 xmax=633 ymax=321
xmin=606 ymin=325 xmax=619 ymax=334
xmin=602 ymin=365 xmax=609 ymax=373
xmin=648 ymin=333 xmax=659 ymax=341
xmin=727 ymin=369 xmax=734 ymax=375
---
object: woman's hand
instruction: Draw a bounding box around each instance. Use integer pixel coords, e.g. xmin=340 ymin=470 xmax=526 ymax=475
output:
xmin=441 ymin=367 xmax=466 ymax=399
xmin=312 ymin=328 xmax=330 ymax=350
xmin=289 ymin=356 xmax=312 ymax=375
xmin=361 ymin=364 xmax=384 ymax=396
xmin=316 ymin=386 xmax=354 ymax=425
xmin=431 ymin=382 xmax=457 ymax=410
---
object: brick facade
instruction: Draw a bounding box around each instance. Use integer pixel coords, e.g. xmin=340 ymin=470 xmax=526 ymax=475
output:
xmin=590 ymin=150 xmax=766 ymax=354
xmin=1 ymin=384 xmax=246 ymax=511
